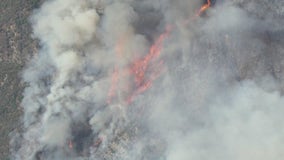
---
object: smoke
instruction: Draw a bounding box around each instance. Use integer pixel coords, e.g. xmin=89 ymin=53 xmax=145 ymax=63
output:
xmin=10 ymin=0 xmax=284 ymax=159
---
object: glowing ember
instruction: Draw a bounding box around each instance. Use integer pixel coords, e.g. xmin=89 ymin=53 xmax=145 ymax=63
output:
xmin=197 ymin=0 xmax=212 ymax=16
xmin=68 ymin=140 xmax=73 ymax=149
xmin=94 ymin=138 xmax=103 ymax=148
xmin=107 ymin=67 xmax=119 ymax=104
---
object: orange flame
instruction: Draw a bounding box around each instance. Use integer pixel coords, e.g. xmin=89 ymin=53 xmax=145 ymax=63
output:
xmin=107 ymin=36 xmax=128 ymax=104
xmin=68 ymin=140 xmax=73 ymax=149
xmin=127 ymin=26 xmax=171 ymax=103
xmin=107 ymin=27 xmax=171 ymax=105
xmin=107 ymin=1 xmax=213 ymax=105
xmin=107 ymin=67 xmax=119 ymax=104
xmin=94 ymin=137 xmax=103 ymax=147
xmin=197 ymin=0 xmax=211 ymax=16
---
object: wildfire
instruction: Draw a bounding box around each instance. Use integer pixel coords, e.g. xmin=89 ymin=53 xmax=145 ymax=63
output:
xmin=127 ymin=27 xmax=171 ymax=103
xmin=107 ymin=27 xmax=170 ymax=105
xmin=107 ymin=2 xmax=212 ymax=105
xmin=197 ymin=0 xmax=212 ymax=16
xmin=107 ymin=67 xmax=119 ymax=104
xmin=94 ymin=138 xmax=103 ymax=147
xmin=68 ymin=140 xmax=73 ymax=149
xmin=107 ymin=36 xmax=128 ymax=104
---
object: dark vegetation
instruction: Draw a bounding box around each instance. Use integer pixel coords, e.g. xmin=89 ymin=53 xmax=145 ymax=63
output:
xmin=0 ymin=0 xmax=43 ymax=159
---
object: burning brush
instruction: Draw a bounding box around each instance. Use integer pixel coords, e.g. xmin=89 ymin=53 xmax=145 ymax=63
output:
xmin=107 ymin=0 xmax=214 ymax=106
xmin=15 ymin=0 xmax=281 ymax=160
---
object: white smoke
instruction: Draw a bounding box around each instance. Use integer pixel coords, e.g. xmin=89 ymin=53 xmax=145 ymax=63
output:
xmin=11 ymin=0 xmax=284 ymax=159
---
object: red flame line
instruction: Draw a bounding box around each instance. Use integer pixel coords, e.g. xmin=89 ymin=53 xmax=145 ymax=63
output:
xmin=107 ymin=67 xmax=119 ymax=104
xmin=126 ymin=27 xmax=171 ymax=104
xmin=107 ymin=2 xmax=212 ymax=105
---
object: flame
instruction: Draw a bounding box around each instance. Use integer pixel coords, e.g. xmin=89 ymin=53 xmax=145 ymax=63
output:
xmin=68 ymin=140 xmax=73 ymax=149
xmin=107 ymin=27 xmax=171 ymax=105
xmin=107 ymin=67 xmax=119 ymax=104
xmin=107 ymin=36 xmax=128 ymax=104
xmin=197 ymin=0 xmax=211 ymax=16
xmin=127 ymin=26 xmax=171 ymax=103
xmin=94 ymin=137 xmax=103 ymax=147
xmin=107 ymin=1 xmax=213 ymax=105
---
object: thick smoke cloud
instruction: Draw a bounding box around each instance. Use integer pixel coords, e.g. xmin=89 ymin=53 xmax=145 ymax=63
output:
xmin=11 ymin=0 xmax=284 ymax=159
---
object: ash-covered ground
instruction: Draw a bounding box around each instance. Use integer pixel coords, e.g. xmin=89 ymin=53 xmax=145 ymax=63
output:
xmin=11 ymin=0 xmax=284 ymax=159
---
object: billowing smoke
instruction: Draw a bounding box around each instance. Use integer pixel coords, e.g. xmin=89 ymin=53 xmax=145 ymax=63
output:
xmin=11 ymin=0 xmax=284 ymax=159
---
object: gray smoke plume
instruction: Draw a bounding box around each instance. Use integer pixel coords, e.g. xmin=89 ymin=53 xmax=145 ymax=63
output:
xmin=11 ymin=0 xmax=284 ymax=159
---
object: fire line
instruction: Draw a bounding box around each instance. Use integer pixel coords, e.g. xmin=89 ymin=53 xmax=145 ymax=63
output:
xmin=107 ymin=2 xmax=212 ymax=105
xmin=198 ymin=0 xmax=212 ymax=16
